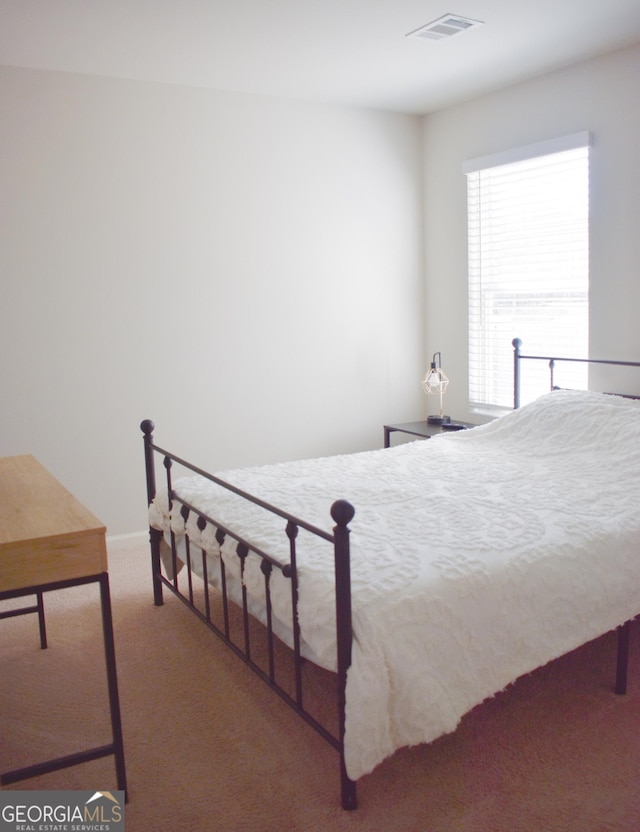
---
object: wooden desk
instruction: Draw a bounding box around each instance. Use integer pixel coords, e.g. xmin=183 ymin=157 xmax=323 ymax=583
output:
xmin=0 ymin=455 xmax=127 ymax=795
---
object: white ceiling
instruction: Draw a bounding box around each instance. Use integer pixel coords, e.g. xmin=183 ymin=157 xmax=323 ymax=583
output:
xmin=1 ymin=0 xmax=640 ymax=114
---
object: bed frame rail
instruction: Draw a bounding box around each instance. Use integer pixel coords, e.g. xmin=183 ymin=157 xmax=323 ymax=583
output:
xmin=140 ymin=419 xmax=358 ymax=810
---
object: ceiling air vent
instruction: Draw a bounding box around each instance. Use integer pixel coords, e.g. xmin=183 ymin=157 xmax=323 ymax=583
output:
xmin=406 ymin=14 xmax=484 ymax=42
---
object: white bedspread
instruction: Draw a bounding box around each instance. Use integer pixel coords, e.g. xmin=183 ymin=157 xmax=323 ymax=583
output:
xmin=148 ymin=390 xmax=640 ymax=781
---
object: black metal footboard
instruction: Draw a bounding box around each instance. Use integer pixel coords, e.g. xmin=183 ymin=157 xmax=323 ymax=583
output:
xmin=140 ymin=420 xmax=358 ymax=810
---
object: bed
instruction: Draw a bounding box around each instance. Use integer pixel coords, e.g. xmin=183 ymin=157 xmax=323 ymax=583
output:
xmin=141 ymin=341 xmax=640 ymax=809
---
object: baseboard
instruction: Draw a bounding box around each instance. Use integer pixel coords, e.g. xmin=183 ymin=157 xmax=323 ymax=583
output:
xmin=106 ymin=530 xmax=148 ymax=544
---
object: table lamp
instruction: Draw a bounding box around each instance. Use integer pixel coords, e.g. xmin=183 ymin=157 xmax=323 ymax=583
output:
xmin=422 ymin=352 xmax=450 ymax=424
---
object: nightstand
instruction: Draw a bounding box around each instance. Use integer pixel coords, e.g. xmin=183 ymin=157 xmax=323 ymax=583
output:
xmin=383 ymin=420 xmax=475 ymax=448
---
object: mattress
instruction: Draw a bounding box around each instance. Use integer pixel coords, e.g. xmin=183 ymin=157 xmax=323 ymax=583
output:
xmin=148 ymin=389 xmax=640 ymax=780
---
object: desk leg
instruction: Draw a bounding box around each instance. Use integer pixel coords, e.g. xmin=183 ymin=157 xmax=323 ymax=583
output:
xmin=99 ymin=573 xmax=128 ymax=799
xmin=0 ymin=594 xmax=47 ymax=648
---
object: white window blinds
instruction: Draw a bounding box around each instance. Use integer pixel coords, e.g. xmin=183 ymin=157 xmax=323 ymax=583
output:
xmin=465 ymin=133 xmax=590 ymax=409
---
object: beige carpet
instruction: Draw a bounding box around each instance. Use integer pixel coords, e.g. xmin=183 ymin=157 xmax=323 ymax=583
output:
xmin=2 ymin=536 xmax=640 ymax=832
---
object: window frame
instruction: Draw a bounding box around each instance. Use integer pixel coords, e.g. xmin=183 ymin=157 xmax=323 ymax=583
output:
xmin=464 ymin=131 xmax=591 ymax=411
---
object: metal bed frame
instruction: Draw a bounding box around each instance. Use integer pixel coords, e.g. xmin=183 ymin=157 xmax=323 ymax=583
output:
xmin=140 ymin=339 xmax=640 ymax=811
xmin=140 ymin=420 xmax=358 ymax=809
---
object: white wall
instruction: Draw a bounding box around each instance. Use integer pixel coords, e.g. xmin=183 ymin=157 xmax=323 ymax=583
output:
xmin=0 ymin=67 xmax=425 ymax=534
xmin=423 ymin=43 xmax=640 ymax=421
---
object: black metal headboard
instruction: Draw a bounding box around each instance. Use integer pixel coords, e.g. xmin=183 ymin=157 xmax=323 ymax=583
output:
xmin=512 ymin=337 xmax=640 ymax=409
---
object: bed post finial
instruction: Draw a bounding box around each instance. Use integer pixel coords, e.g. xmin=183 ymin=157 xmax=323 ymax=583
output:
xmin=512 ymin=338 xmax=522 ymax=410
xmin=140 ymin=419 xmax=155 ymax=437
xmin=331 ymin=499 xmax=355 ymax=528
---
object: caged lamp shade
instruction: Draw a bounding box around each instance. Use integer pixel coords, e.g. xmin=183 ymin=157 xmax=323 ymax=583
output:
xmin=422 ymin=352 xmax=450 ymax=425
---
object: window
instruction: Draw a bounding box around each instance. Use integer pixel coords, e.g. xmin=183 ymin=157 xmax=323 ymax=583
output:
xmin=465 ymin=132 xmax=590 ymax=409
